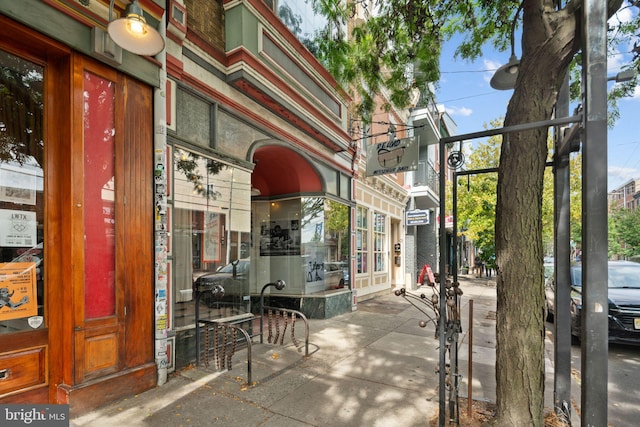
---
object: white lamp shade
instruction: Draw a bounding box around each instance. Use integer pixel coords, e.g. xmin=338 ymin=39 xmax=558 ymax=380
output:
xmin=107 ymin=14 xmax=164 ymax=56
xmin=490 ymin=55 xmax=520 ymax=91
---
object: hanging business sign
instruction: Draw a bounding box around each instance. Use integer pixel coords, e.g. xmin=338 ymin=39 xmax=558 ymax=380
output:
xmin=366 ymin=136 xmax=418 ymax=176
xmin=437 ymin=215 xmax=454 ymax=229
xmin=406 ymin=209 xmax=430 ymax=226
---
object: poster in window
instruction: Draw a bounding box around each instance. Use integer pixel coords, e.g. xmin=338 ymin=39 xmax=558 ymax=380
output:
xmin=203 ymin=212 xmax=221 ymax=262
xmin=0 ymin=209 xmax=37 ymax=247
xmin=0 ymin=262 xmax=38 ymax=321
xmin=0 ymin=168 xmax=37 ymax=205
xmin=259 ymin=220 xmax=301 ymax=256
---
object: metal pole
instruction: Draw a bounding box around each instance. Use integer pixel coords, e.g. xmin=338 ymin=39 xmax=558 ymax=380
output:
xmin=453 ymin=171 xmax=458 ymax=279
xmin=440 ymin=115 xmax=582 ymax=145
xmin=153 ymin=6 xmax=169 ymax=387
xmin=260 ymin=280 xmax=286 ymax=344
xmin=553 ymin=75 xmax=573 ymax=423
xmin=260 ymin=283 xmax=270 ymax=344
xmin=451 ymin=171 xmax=460 ymax=424
xmin=467 ymin=299 xmax=474 ymax=417
xmin=195 ymin=290 xmax=202 ymax=365
xmin=581 ymin=1 xmax=609 ymax=425
xmin=438 ymin=137 xmax=447 ymax=427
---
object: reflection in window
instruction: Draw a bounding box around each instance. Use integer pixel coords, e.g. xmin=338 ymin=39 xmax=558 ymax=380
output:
xmin=324 ymin=200 xmax=349 ymax=289
xmin=0 ymin=50 xmax=45 ymax=333
xmin=356 ymin=206 xmax=368 ymax=274
xmin=277 ymin=0 xmax=344 ymax=57
xmin=300 ymin=197 xmax=324 ymax=284
xmin=172 ymin=147 xmax=251 ymax=329
xmin=324 ymin=200 xmax=348 ymax=263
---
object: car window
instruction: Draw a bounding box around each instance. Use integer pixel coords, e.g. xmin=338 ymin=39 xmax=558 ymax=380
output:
xmin=218 ymin=263 xmax=235 ymax=274
xmin=609 ymin=264 xmax=640 ymax=289
xmin=217 ymin=260 xmax=249 ymax=274
xmin=570 ymin=267 xmax=582 ymax=287
xmin=238 ymin=261 xmax=249 ymax=274
xmin=571 ymin=263 xmax=640 ymax=289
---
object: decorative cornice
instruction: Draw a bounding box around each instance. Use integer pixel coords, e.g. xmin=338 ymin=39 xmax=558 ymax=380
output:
xmin=359 ymin=175 xmax=410 ymax=204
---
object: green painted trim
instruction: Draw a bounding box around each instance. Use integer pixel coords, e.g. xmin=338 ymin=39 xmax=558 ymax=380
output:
xmin=0 ymin=0 xmax=160 ymax=87
xmin=225 ymin=3 xmax=259 ymax=55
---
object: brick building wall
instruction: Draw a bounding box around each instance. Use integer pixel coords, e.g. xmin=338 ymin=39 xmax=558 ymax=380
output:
xmin=184 ymin=0 xmax=225 ymax=51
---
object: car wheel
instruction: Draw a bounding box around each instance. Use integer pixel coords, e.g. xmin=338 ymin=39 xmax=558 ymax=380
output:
xmin=545 ymin=306 xmax=554 ymax=322
xmin=571 ymin=332 xmax=581 ymax=345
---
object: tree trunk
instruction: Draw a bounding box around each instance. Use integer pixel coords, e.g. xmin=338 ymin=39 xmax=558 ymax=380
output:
xmin=493 ymin=2 xmax=578 ymax=425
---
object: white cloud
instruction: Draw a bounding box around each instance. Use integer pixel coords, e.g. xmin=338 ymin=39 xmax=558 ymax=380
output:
xmin=608 ymin=165 xmax=639 ymax=189
xmin=446 ymin=106 xmax=473 ymax=117
xmin=607 ymin=49 xmax=625 ymax=74
xmin=609 ymin=4 xmax=633 ymax=26
xmin=483 ymin=59 xmax=502 ymax=84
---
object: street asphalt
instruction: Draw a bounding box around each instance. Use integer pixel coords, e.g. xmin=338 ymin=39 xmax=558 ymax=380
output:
xmin=71 ymin=275 xmax=578 ymax=427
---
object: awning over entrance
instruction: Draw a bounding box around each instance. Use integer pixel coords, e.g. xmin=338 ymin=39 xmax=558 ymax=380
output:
xmin=252 ymin=146 xmax=322 ymax=197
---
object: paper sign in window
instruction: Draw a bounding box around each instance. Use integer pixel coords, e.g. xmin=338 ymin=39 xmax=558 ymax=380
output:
xmin=0 ymin=262 xmax=38 ymax=321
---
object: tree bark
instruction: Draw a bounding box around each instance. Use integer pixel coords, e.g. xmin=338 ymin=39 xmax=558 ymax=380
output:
xmin=493 ymin=2 xmax=579 ymax=425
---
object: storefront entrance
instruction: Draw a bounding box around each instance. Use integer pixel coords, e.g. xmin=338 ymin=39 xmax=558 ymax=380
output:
xmin=0 ymin=18 xmax=155 ymax=413
xmin=250 ymin=144 xmax=352 ymax=318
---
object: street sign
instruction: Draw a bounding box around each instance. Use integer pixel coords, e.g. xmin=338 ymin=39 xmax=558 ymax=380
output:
xmin=406 ymin=209 xmax=430 ymax=226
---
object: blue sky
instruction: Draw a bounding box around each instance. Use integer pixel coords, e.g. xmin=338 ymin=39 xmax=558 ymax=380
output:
xmin=434 ymin=6 xmax=639 ymax=192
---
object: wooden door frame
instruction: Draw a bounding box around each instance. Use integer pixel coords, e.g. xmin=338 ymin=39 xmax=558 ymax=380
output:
xmin=0 ymin=17 xmax=156 ymax=413
xmin=0 ymin=16 xmax=71 ymax=405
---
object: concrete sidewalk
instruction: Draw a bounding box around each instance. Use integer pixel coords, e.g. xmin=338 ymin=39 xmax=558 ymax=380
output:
xmin=70 ymin=276 xmax=567 ymax=427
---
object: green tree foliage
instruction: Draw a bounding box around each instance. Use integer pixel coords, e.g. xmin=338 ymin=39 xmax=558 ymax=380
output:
xmin=609 ymin=206 xmax=640 ymax=258
xmin=569 ymin=152 xmax=583 ymax=247
xmin=456 ymin=120 xmax=583 ymax=261
xmin=456 ymin=119 xmax=559 ymax=261
xmin=325 ymin=199 xmax=350 ymax=260
xmin=310 ymin=1 xmax=638 ymax=425
xmin=456 ymin=124 xmax=500 ymax=264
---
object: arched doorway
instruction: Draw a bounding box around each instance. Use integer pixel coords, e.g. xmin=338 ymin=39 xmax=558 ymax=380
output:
xmin=251 ymin=144 xmax=322 ymax=197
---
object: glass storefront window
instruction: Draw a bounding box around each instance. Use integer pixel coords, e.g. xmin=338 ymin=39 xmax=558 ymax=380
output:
xmin=324 ymin=200 xmax=349 ymax=288
xmin=299 ymin=197 xmax=349 ymax=290
xmin=172 ymin=147 xmax=251 ymax=329
xmin=277 ymin=0 xmax=344 ymax=57
xmin=0 ymin=50 xmax=45 ymax=333
xmin=339 ymin=173 xmax=350 ymax=199
xmin=356 ymin=206 xmax=368 ymax=273
xmin=373 ymin=212 xmax=386 ymax=272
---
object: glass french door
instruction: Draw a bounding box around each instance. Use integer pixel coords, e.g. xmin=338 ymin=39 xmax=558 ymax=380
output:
xmin=0 ymin=42 xmax=48 ymax=401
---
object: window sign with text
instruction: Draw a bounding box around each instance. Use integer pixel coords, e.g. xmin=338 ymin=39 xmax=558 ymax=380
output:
xmin=0 ymin=262 xmax=37 ymax=321
xmin=0 ymin=210 xmax=37 ymax=247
